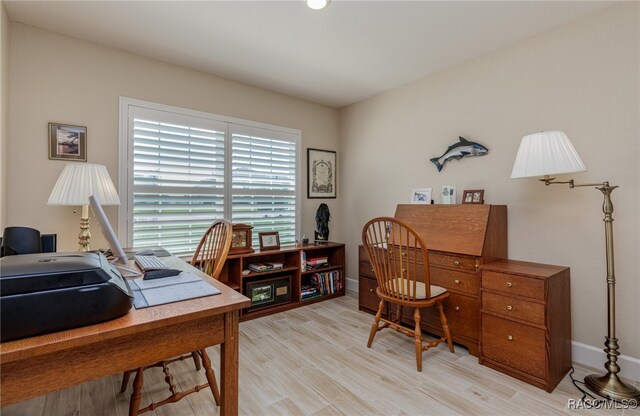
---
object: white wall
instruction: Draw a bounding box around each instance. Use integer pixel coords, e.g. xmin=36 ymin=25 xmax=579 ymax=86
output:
xmin=6 ymin=23 xmax=340 ymax=251
xmin=340 ymin=2 xmax=640 ymax=363
xmin=0 ymin=1 xmax=9 ymax=229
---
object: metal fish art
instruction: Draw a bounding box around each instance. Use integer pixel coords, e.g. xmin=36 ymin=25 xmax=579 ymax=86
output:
xmin=430 ymin=136 xmax=489 ymax=172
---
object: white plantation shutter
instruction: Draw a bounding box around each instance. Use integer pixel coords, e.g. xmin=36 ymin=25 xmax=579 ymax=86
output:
xmin=120 ymin=99 xmax=301 ymax=255
xmin=231 ymin=126 xmax=298 ymax=246
xmin=129 ymin=107 xmax=227 ymax=255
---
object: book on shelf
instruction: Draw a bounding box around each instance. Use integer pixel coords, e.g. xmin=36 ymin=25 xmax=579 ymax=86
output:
xmin=248 ymin=263 xmax=272 ymax=272
xmin=310 ymin=270 xmax=343 ymax=296
xmin=306 ymin=256 xmax=328 ymax=266
xmin=265 ymin=262 xmax=283 ymax=270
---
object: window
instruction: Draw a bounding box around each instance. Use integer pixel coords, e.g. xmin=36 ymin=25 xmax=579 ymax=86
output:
xmin=119 ymin=98 xmax=301 ymax=255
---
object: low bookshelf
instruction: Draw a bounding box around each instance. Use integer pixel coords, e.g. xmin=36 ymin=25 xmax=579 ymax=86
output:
xmin=216 ymin=242 xmax=345 ymax=320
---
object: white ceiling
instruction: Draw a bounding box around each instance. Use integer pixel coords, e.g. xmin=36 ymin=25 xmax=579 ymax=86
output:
xmin=5 ymin=1 xmax=613 ymax=108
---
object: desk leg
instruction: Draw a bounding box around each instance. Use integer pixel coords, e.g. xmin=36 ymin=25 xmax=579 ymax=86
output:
xmin=220 ymin=310 xmax=239 ymax=416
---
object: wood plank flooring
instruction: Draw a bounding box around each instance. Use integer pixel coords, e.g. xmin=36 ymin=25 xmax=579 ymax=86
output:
xmin=3 ymin=291 xmax=638 ymax=416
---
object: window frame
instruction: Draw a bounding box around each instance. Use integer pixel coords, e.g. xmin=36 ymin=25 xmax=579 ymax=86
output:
xmin=118 ymin=97 xmax=302 ymax=251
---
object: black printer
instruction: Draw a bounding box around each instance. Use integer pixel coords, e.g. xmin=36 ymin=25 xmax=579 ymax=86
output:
xmin=0 ymin=252 xmax=133 ymax=342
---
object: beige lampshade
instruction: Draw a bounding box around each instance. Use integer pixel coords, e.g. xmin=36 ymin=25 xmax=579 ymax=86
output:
xmin=511 ymin=131 xmax=586 ymax=179
xmin=48 ymin=163 xmax=120 ymax=206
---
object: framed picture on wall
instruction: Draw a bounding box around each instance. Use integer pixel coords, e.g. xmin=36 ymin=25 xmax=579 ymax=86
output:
xmin=308 ymin=148 xmax=336 ymax=198
xmin=462 ymin=189 xmax=484 ymax=204
xmin=48 ymin=122 xmax=87 ymax=161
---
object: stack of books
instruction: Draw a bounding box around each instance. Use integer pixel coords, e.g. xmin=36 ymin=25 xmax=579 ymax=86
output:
xmin=306 ymin=256 xmax=329 ymax=269
xmin=301 ymin=284 xmax=320 ymax=300
xmin=248 ymin=262 xmax=283 ymax=272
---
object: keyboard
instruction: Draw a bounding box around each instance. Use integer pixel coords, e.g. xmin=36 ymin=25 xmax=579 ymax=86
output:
xmin=134 ymin=254 xmax=170 ymax=272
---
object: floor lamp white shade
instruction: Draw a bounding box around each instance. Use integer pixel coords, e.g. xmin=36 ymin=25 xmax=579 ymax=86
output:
xmin=511 ymin=131 xmax=586 ymax=178
xmin=48 ymin=163 xmax=120 ymax=251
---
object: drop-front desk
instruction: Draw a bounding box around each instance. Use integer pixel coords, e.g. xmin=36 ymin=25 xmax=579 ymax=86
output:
xmin=0 ymin=254 xmax=250 ymax=415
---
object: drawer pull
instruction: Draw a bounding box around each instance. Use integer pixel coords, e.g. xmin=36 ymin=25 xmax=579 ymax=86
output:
xmin=401 ymin=251 xmax=406 ymax=257
xmin=507 ymin=305 xmax=513 ymax=311
xmin=454 ymin=279 xmax=460 ymax=285
xmin=371 ymin=268 xmax=374 ymax=273
xmin=507 ymin=282 xmax=513 ymax=288
xmin=369 ymin=288 xmax=373 ymax=293
xmin=402 ymin=268 xmax=406 ymax=273
xmin=454 ymin=306 xmax=460 ymax=311
xmin=507 ymin=335 xmax=513 ymax=341
xmin=454 ymin=260 xmax=460 ymax=266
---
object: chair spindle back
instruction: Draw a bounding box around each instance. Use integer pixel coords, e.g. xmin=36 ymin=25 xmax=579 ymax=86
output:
xmin=190 ymin=219 xmax=232 ymax=279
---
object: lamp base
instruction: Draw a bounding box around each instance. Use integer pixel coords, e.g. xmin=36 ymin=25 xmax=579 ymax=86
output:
xmin=585 ymin=373 xmax=640 ymax=402
xmin=78 ymin=205 xmax=91 ymax=252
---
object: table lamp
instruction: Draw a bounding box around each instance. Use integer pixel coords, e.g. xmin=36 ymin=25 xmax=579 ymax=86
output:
xmin=48 ymin=163 xmax=120 ymax=251
xmin=511 ymin=131 xmax=639 ymax=402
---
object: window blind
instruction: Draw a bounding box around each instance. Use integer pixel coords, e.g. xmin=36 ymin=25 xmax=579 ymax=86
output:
xmin=132 ymin=117 xmax=225 ymax=255
xmin=231 ymin=128 xmax=298 ymax=246
xmin=122 ymin=100 xmax=301 ymax=256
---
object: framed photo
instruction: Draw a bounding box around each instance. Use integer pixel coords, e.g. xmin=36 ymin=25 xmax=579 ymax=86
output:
xmin=48 ymin=122 xmax=87 ymax=161
xmin=441 ymin=185 xmax=457 ymax=204
xmin=462 ymin=189 xmax=485 ymax=204
xmin=308 ymin=148 xmax=336 ymax=198
xmin=230 ymin=223 xmax=254 ymax=255
xmin=258 ymin=231 xmax=280 ymax=251
xmin=410 ymin=188 xmax=432 ymax=204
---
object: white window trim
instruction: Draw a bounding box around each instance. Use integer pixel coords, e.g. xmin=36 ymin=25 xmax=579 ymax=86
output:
xmin=118 ymin=96 xmax=302 ymax=249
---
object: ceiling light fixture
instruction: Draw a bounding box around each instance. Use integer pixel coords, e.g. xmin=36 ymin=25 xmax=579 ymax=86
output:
xmin=307 ymin=0 xmax=328 ymax=10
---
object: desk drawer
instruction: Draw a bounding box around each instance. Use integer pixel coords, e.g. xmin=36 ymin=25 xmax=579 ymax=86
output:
xmin=482 ymin=271 xmax=544 ymax=300
xmin=359 ymin=261 xmax=376 ymax=279
xmin=359 ymin=276 xmax=385 ymax=315
xmin=429 ymin=253 xmax=476 ymax=272
xmin=431 ymin=267 xmax=478 ymax=296
xmin=482 ymin=314 xmax=545 ymax=379
xmin=420 ymin=292 xmax=479 ymax=341
xmin=482 ymin=292 xmax=544 ymax=325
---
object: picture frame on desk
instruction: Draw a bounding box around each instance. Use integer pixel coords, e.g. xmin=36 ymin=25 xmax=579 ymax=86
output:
xmin=258 ymin=231 xmax=280 ymax=251
xmin=462 ymin=189 xmax=484 ymax=204
xmin=410 ymin=188 xmax=432 ymax=204
xmin=48 ymin=122 xmax=87 ymax=161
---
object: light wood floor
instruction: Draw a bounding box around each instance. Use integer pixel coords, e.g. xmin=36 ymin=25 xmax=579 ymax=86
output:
xmin=3 ymin=291 xmax=638 ymax=416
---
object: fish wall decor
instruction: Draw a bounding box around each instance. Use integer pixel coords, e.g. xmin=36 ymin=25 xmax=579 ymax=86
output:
xmin=430 ymin=136 xmax=489 ymax=172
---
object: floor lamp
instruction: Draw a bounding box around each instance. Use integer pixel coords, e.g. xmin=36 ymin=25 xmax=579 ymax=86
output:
xmin=48 ymin=163 xmax=120 ymax=251
xmin=511 ymin=131 xmax=639 ymax=402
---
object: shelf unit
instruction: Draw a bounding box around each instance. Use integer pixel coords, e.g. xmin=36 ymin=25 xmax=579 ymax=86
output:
xmin=216 ymin=242 xmax=345 ymax=320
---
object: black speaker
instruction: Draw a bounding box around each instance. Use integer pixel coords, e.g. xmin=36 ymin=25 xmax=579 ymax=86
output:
xmin=0 ymin=228 xmax=57 ymax=257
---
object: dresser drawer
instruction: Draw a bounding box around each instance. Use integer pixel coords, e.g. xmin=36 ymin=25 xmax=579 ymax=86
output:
xmin=482 ymin=314 xmax=545 ymax=379
xmin=359 ymin=261 xmax=376 ymax=279
xmin=420 ymin=292 xmax=479 ymax=341
xmin=359 ymin=277 xmax=386 ymax=314
xmin=482 ymin=292 xmax=544 ymax=325
xmin=482 ymin=271 xmax=545 ymax=301
xmin=430 ymin=267 xmax=478 ymax=296
xmin=429 ymin=253 xmax=477 ymax=272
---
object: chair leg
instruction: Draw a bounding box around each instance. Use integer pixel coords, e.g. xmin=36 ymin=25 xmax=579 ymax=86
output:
xmin=395 ymin=304 xmax=403 ymax=323
xmin=438 ymin=302 xmax=454 ymax=353
xmin=120 ymin=370 xmax=132 ymax=393
xmin=367 ymin=299 xmax=384 ymax=348
xmin=414 ymin=308 xmax=423 ymax=372
xmin=191 ymin=351 xmax=202 ymax=370
xmin=200 ymin=349 xmax=221 ymax=406
xmin=128 ymin=368 xmax=144 ymax=416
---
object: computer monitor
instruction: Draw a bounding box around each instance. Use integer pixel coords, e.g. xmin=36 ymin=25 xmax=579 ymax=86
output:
xmin=89 ymin=194 xmax=127 ymax=265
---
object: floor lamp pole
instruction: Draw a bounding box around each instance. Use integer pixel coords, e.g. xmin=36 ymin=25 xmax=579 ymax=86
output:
xmin=578 ymin=183 xmax=640 ymax=401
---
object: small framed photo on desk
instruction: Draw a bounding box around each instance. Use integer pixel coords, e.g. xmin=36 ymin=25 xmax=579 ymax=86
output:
xmin=462 ymin=189 xmax=484 ymax=204
xmin=258 ymin=232 xmax=280 ymax=251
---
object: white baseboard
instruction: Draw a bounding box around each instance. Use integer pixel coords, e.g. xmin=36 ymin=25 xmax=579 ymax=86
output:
xmin=572 ymin=341 xmax=640 ymax=382
xmin=346 ymin=276 xmax=358 ymax=293
xmin=347 ymin=280 xmax=639 ymax=382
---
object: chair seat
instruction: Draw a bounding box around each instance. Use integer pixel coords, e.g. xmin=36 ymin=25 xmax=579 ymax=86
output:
xmin=386 ymin=278 xmax=447 ymax=300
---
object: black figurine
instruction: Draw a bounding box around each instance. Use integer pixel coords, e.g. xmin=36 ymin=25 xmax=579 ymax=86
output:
xmin=314 ymin=203 xmax=331 ymax=243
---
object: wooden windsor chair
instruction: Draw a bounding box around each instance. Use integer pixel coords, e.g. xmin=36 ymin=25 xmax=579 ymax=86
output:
xmin=361 ymin=217 xmax=454 ymax=371
xmin=121 ymin=219 xmax=232 ymax=415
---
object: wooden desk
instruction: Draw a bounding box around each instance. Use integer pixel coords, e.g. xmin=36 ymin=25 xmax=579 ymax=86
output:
xmin=0 ymin=255 xmax=250 ymax=415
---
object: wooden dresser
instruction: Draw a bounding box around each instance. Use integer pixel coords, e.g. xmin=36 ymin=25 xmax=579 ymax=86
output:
xmin=358 ymin=204 xmax=507 ymax=356
xmin=480 ymin=259 xmax=571 ymax=392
